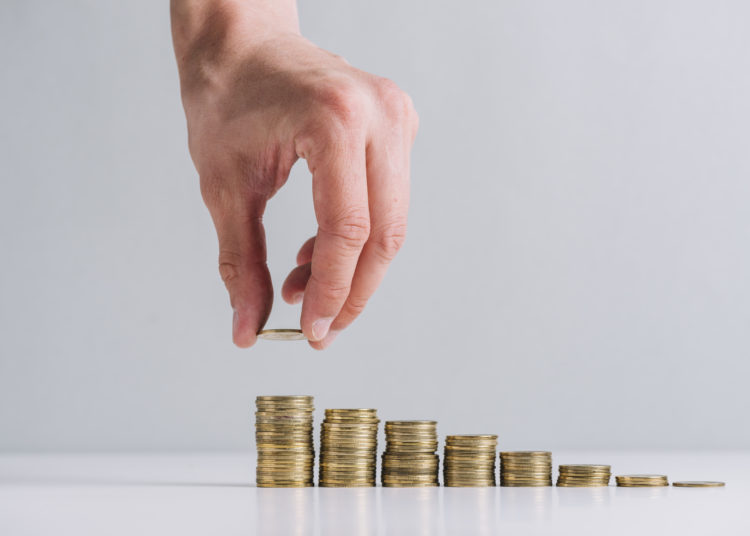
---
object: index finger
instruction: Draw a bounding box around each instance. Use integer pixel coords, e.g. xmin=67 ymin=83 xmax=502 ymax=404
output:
xmin=298 ymin=135 xmax=369 ymax=343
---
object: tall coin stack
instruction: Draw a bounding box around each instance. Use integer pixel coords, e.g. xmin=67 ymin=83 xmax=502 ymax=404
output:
xmin=557 ymin=464 xmax=611 ymax=487
xmin=255 ymin=395 xmax=315 ymax=487
xmin=443 ymin=435 xmax=498 ymax=487
xmin=319 ymin=409 xmax=379 ymax=487
xmin=381 ymin=421 xmax=440 ymax=487
xmin=499 ymin=451 xmax=553 ymax=486
xmin=616 ymin=474 xmax=669 ymax=487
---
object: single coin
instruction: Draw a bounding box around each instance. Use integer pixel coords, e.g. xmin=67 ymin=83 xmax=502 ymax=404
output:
xmin=257 ymin=328 xmax=306 ymax=341
xmin=446 ymin=435 xmax=498 ymax=441
xmin=672 ymin=481 xmax=725 ymax=487
xmin=500 ymin=451 xmax=552 ymax=457
xmin=385 ymin=420 xmax=437 ymax=426
xmin=559 ymin=464 xmax=611 ymax=471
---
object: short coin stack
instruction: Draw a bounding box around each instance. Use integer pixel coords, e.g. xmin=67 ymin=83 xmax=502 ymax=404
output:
xmin=499 ymin=451 xmax=553 ymax=486
xmin=381 ymin=421 xmax=439 ymax=487
xmin=319 ymin=409 xmax=379 ymax=487
xmin=255 ymin=395 xmax=315 ymax=487
xmin=673 ymin=481 xmax=725 ymax=487
xmin=443 ymin=435 xmax=498 ymax=487
xmin=616 ymin=474 xmax=669 ymax=487
xmin=557 ymin=464 xmax=611 ymax=487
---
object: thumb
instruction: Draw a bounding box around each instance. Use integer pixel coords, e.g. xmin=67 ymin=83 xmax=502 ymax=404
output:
xmin=212 ymin=198 xmax=273 ymax=348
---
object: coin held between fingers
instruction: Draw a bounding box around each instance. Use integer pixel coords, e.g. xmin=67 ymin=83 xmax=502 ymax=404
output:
xmin=257 ymin=329 xmax=307 ymax=341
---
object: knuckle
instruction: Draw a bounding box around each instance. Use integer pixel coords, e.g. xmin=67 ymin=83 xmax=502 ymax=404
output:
xmin=377 ymin=78 xmax=416 ymax=123
xmin=376 ymin=77 xmax=402 ymax=104
xmin=218 ymin=250 xmax=242 ymax=285
xmin=371 ymin=221 xmax=407 ymax=261
xmin=345 ymin=294 xmax=368 ymax=316
xmin=321 ymin=211 xmax=371 ymax=249
xmin=316 ymin=81 xmax=365 ymax=127
xmin=309 ymin=273 xmax=350 ymax=302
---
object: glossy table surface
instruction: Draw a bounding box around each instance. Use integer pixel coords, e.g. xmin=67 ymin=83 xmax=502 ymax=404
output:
xmin=1 ymin=451 xmax=747 ymax=535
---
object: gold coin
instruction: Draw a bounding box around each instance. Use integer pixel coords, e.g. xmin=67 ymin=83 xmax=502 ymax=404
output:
xmin=558 ymin=471 xmax=611 ymax=475
xmin=383 ymin=483 xmax=438 ymax=487
xmin=559 ymin=464 xmax=610 ymax=471
xmin=500 ymin=451 xmax=552 ymax=457
xmin=255 ymin=394 xmax=315 ymax=488
xmin=381 ymin=420 xmax=439 ymax=487
xmin=446 ymin=435 xmax=497 ymax=442
xmin=502 ymin=462 xmax=552 ymax=467
xmin=257 ymin=329 xmax=306 ymax=341
xmin=672 ymin=481 xmax=725 ymax=487
xmin=386 ymin=442 xmax=438 ymax=449
xmin=444 ymin=482 xmax=496 ymax=487
xmin=499 ymin=450 xmax=552 ymax=487
xmin=502 ymin=481 xmax=553 ymax=486
xmin=319 ymin=482 xmax=375 ymax=487
xmin=260 ymin=483 xmax=314 ymax=486
xmin=326 ymin=408 xmax=377 ymax=414
xmin=385 ymin=420 xmax=436 ymax=427
xmin=319 ymin=409 xmax=379 ymax=487
xmin=616 ymin=474 xmax=669 ymax=487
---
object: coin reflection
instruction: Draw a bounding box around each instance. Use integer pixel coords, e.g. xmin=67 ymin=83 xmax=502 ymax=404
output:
xmin=256 ymin=488 xmax=314 ymax=536
xmin=381 ymin=487 xmax=440 ymax=536
xmin=557 ymin=486 xmax=611 ymax=508
xmin=443 ymin=487 xmax=498 ymax=535
xmin=319 ymin=487 xmax=378 ymax=536
xmin=615 ymin=486 xmax=670 ymax=500
xmin=499 ymin=486 xmax=553 ymax=522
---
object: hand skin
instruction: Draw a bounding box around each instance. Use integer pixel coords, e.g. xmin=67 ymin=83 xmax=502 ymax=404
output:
xmin=171 ymin=0 xmax=418 ymax=349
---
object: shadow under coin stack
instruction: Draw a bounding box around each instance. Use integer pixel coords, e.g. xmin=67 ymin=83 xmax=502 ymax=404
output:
xmin=255 ymin=395 xmax=315 ymax=487
xmin=616 ymin=474 xmax=669 ymax=487
xmin=499 ymin=451 xmax=553 ymax=486
xmin=319 ymin=409 xmax=379 ymax=487
xmin=557 ymin=464 xmax=611 ymax=487
xmin=443 ymin=435 xmax=498 ymax=487
xmin=381 ymin=421 xmax=439 ymax=487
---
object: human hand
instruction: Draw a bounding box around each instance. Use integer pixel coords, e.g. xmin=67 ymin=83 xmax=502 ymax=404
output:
xmin=172 ymin=2 xmax=418 ymax=349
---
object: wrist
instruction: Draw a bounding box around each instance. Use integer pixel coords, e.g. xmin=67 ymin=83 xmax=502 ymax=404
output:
xmin=171 ymin=0 xmax=300 ymax=94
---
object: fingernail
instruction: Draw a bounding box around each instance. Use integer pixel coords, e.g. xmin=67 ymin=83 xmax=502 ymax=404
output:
xmin=310 ymin=330 xmax=340 ymax=351
xmin=292 ymin=292 xmax=304 ymax=304
xmin=232 ymin=309 xmax=239 ymax=337
xmin=311 ymin=317 xmax=335 ymax=341
xmin=321 ymin=329 xmax=341 ymax=348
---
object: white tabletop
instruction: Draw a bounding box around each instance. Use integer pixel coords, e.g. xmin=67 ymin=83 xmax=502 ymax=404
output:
xmin=1 ymin=451 xmax=747 ymax=535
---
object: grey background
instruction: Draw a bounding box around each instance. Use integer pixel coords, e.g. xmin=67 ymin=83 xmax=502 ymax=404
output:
xmin=1 ymin=0 xmax=748 ymax=451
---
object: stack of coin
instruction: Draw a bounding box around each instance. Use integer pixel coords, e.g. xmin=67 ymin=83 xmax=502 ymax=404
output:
xmin=255 ymin=395 xmax=315 ymax=487
xmin=557 ymin=464 xmax=611 ymax=487
xmin=499 ymin=451 xmax=553 ymax=486
xmin=319 ymin=409 xmax=379 ymax=487
xmin=615 ymin=474 xmax=669 ymax=487
xmin=381 ymin=421 xmax=439 ymax=487
xmin=443 ymin=435 xmax=498 ymax=487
